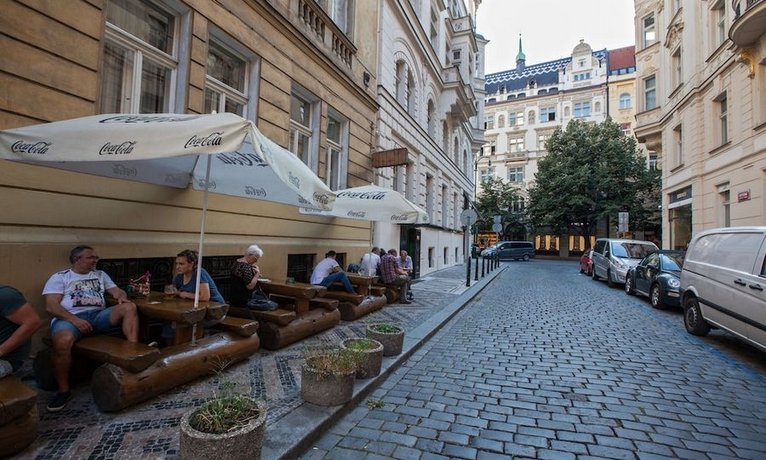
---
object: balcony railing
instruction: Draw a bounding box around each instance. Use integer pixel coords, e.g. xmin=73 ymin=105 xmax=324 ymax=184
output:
xmin=297 ymin=0 xmax=355 ymax=68
xmin=731 ymin=0 xmax=766 ymax=46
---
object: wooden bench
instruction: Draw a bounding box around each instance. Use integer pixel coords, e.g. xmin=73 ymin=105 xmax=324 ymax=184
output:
xmin=0 ymin=375 xmax=38 ymax=457
xmin=322 ymin=291 xmax=365 ymax=305
xmin=257 ymin=307 xmax=340 ymax=350
xmin=215 ymin=316 xmax=259 ymax=337
xmin=375 ymin=283 xmax=401 ymax=304
xmin=72 ymin=335 xmax=160 ymax=373
xmin=309 ymin=297 xmax=339 ymax=311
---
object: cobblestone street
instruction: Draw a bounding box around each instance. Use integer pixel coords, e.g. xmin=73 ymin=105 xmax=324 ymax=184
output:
xmin=302 ymin=259 xmax=766 ymax=459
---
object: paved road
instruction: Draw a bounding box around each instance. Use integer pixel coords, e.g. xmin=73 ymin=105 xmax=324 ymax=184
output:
xmin=301 ymin=259 xmax=766 ymax=459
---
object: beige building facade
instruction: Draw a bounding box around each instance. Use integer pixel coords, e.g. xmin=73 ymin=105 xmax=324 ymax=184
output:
xmin=633 ymin=0 xmax=766 ymax=250
xmin=0 ymin=0 xmax=380 ymax=307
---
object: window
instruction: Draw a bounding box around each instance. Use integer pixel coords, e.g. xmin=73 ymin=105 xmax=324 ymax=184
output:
xmin=620 ymin=123 xmax=632 ymax=136
xmin=510 ymin=196 xmax=525 ymax=213
xmin=430 ymin=6 xmax=438 ymax=45
xmin=480 ymin=167 xmax=494 ymax=183
xmin=528 ymin=111 xmax=536 ymax=125
xmin=508 ymin=167 xmax=524 ymax=183
xmin=538 ymin=133 xmax=550 ymax=149
xmin=490 ymin=140 xmax=496 ymax=154
xmin=509 ymin=111 xmax=524 ymax=127
xmin=508 ymin=137 xmax=524 ymax=153
xmin=648 ymin=152 xmax=658 ymax=170
xmin=205 ymin=39 xmax=248 ymax=116
xmin=426 ymin=174 xmax=434 ymax=222
xmin=326 ymin=111 xmax=348 ymax=190
xmin=427 ymin=99 xmax=436 ymax=138
xmin=540 ymin=107 xmax=556 ymax=122
xmin=671 ymin=47 xmax=682 ymax=90
xmin=318 ymin=0 xmax=353 ymax=35
xmin=485 ymin=117 xmax=494 ymax=130
xmin=673 ymin=124 xmax=683 ymax=166
xmin=497 ymin=114 xmax=505 ymax=128
xmin=573 ymin=72 xmax=591 ymax=81
xmin=644 ymin=75 xmax=657 ymax=110
xmin=441 ymin=185 xmax=448 ymax=227
xmin=574 ymin=102 xmax=591 ymax=118
xmin=716 ymin=92 xmax=728 ymax=145
xmin=395 ymin=60 xmax=414 ymax=110
xmin=619 ymin=93 xmax=632 ymax=109
xmin=719 ymin=187 xmax=731 ymax=227
xmin=452 ymin=49 xmax=462 ymax=62
xmin=642 ymin=14 xmax=656 ymax=48
xmin=101 ymin=0 xmax=179 ymax=113
xmin=289 ymin=89 xmax=316 ymax=168
xmin=712 ymin=0 xmax=727 ymax=48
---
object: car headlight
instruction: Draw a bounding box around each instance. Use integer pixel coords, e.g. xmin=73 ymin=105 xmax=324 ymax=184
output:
xmin=667 ymin=277 xmax=680 ymax=289
xmin=613 ymin=258 xmax=626 ymax=269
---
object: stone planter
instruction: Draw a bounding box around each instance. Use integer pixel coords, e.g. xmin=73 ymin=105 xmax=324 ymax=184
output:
xmin=366 ymin=324 xmax=404 ymax=357
xmin=301 ymin=355 xmax=356 ymax=406
xmin=341 ymin=338 xmax=383 ymax=379
xmin=180 ymin=398 xmax=267 ymax=460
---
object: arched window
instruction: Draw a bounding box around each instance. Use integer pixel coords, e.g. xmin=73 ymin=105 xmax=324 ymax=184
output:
xmin=497 ymin=114 xmax=505 ymax=128
xmin=442 ymin=120 xmax=449 ymax=152
xmin=564 ymin=106 xmax=571 ymax=117
xmin=395 ymin=60 xmax=407 ymax=105
xmin=406 ymin=70 xmax=416 ymax=113
xmin=427 ymin=99 xmax=436 ymax=138
xmin=619 ymin=93 xmax=632 ymax=109
xmin=453 ymin=137 xmax=459 ymax=163
xmin=463 ymin=150 xmax=468 ymax=174
xmin=595 ymin=101 xmax=601 ymax=112
xmin=528 ymin=110 xmax=536 ymax=125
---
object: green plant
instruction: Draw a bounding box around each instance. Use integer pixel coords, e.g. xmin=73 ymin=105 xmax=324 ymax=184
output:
xmin=304 ymin=347 xmax=363 ymax=376
xmin=345 ymin=338 xmax=379 ymax=351
xmin=189 ymin=356 xmax=264 ymax=434
xmin=366 ymin=398 xmax=385 ymax=409
xmin=369 ymin=323 xmax=403 ymax=334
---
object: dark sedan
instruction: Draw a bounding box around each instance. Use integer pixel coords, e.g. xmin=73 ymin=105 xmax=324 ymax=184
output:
xmin=625 ymin=250 xmax=685 ymax=309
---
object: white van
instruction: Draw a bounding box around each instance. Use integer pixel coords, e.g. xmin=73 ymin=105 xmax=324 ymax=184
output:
xmin=681 ymin=227 xmax=766 ymax=352
xmin=591 ymin=238 xmax=658 ymax=287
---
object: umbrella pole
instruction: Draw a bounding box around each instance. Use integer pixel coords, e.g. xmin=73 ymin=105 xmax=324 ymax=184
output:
xmin=192 ymin=155 xmax=212 ymax=346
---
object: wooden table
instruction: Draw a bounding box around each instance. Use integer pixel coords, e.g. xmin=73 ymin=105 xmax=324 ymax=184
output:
xmin=257 ymin=280 xmax=326 ymax=314
xmin=133 ymin=292 xmax=228 ymax=345
xmin=346 ymin=274 xmax=377 ymax=296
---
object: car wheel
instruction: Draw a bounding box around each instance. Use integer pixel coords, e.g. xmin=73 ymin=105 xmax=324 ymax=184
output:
xmin=522 ymin=254 xmax=530 ymax=262
xmin=650 ymin=284 xmax=666 ymax=310
xmin=606 ymin=270 xmax=616 ymax=288
xmin=625 ymin=274 xmax=635 ymax=295
xmin=683 ymin=296 xmax=710 ymax=336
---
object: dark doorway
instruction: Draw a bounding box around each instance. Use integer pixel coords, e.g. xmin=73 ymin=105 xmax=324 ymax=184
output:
xmin=400 ymin=226 xmax=421 ymax=279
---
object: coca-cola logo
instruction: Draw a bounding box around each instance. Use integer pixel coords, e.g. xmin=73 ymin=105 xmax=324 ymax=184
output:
xmin=215 ymin=152 xmax=267 ymax=167
xmin=111 ymin=164 xmax=138 ymax=177
xmin=337 ymin=191 xmax=387 ymax=200
xmin=99 ymin=141 xmax=136 ymax=155
xmin=288 ymin=172 xmax=301 ymax=189
xmin=185 ymin=132 xmax=224 ymax=149
xmin=244 ymin=186 xmax=267 ymax=197
xmin=313 ymin=193 xmax=330 ymax=205
xmin=100 ymin=115 xmax=200 ymax=124
xmin=298 ymin=196 xmax=312 ymax=205
xmin=347 ymin=210 xmax=366 ymax=218
xmin=390 ymin=213 xmax=410 ymax=222
xmin=196 ymin=178 xmax=217 ymax=190
xmin=11 ymin=141 xmax=51 ymax=155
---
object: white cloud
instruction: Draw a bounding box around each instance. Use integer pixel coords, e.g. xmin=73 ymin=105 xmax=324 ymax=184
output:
xmin=475 ymin=0 xmax=636 ymax=74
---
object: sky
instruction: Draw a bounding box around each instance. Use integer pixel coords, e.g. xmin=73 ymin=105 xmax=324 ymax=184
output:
xmin=475 ymin=0 xmax=636 ymax=75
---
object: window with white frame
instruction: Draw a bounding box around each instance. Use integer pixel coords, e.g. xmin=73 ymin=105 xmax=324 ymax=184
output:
xmin=712 ymin=0 xmax=727 ymax=48
xmin=644 ymin=75 xmax=657 ymax=110
xmin=101 ymin=0 xmax=179 ymax=113
xmin=289 ymin=89 xmax=316 ymax=168
xmin=497 ymin=114 xmax=505 ymax=128
xmin=317 ymin=0 xmax=354 ymax=35
xmin=508 ymin=137 xmax=524 ymax=153
xmin=510 ymin=195 xmax=525 ymax=213
xmin=395 ymin=60 xmax=407 ymax=106
xmin=441 ymin=185 xmax=448 ymax=227
xmin=540 ymin=106 xmax=556 ymax=122
xmin=719 ymin=186 xmax=731 ymax=227
xmin=671 ymin=47 xmax=682 ymax=90
xmin=485 ymin=117 xmax=494 ymax=130
xmin=489 ymin=140 xmax=496 ymax=154
xmin=619 ymin=93 xmax=631 ymax=109
xmin=326 ymin=110 xmax=348 ymax=191
xmin=508 ymin=167 xmax=524 ymax=183
xmin=205 ymin=39 xmax=248 ymax=116
xmin=480 ymin=167 xmax=494 ymax=183
xmin=528 ymin=110 xmax=535 ymax=125
xmin=426 ymin=174 xmax=434 ymax=222
xmin=537 ymin=133 xmax=551 ymax=149
xmin=620 ymin=123 xmax=631 ymax=136
xmin=574 ymin=102 xmax=591 ymax=118
xmin=642 ymin=14 xmax=656 ymax=48
xmin=573 ymin=72 xmax=591 ymax=82
xmin=648 ymin=152 xmax=658 ymax=170
xmin=673 ymin=124 xmax=683 ymax=166
xmin=509 ymin=111 xmax=525 ymax=126
xmin=427 ymin=99 xmax=436 ymax=138
xmin=716 ymin=92 xmax=728 ymax=145
xmin=429 ymin=6 xmax=438 ymax=46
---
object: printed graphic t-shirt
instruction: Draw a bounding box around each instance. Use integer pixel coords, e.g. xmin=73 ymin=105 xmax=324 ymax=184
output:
xmin=42 ymin=269 xmax=117 ymax=314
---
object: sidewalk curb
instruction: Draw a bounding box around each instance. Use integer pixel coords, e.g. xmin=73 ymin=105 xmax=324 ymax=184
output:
xmin=262 ymin=264 xmax=507 ymax=459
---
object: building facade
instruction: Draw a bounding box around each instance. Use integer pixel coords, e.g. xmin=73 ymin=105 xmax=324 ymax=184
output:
xmin=373 ymin=0 xmax=485 ymax=277
xmin=0 ymin=0 xmax=380 ymax=303
xmin=633 ymin=0 xmax=766 ymax=250
xmin=479 ymin=39 xmax=611 ymax=255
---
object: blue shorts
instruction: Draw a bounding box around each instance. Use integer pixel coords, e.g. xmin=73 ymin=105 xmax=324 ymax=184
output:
xmin=50 ymin=308 xmax=114 ymax=340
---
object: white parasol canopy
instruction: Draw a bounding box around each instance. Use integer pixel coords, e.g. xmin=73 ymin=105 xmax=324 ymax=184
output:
xmin=0 ymin=112 xmax=336 ymax=307
xmin=300 ymin=184 xmax=429 ymax=224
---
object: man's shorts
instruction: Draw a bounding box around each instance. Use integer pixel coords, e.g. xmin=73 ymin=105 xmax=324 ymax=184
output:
xmin=50 ymin=308 xmax=114 ymax=340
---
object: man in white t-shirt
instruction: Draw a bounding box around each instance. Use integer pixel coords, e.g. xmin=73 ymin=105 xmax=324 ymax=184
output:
xmin=310 ymin=250 xmax=355 ymax=293
xmin=42 ymin=245 xmax=139 ymax=413
xmin=359 ymin=247 xmax=381 ymax=277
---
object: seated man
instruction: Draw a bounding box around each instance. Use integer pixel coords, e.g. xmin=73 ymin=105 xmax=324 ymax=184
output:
xmin=310 ymin=250 xmax=355 ymax=293
xmin=380 ymin=249 xmax=411 ymax=304
xmin=43 ymin=245 xmax=139 ymax=412
xmin=398 ymin=250 xmax=414 ymax=300
xmin=0 ymin=285 xmax=42 ymax=378
xmin=359 ymin=247 xmax=381 ymax=277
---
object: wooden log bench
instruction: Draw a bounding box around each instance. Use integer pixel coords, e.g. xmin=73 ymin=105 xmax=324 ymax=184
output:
xmin=309 ymin=297 xmax=339 ymax=311
xmin=0 ymin=375 xmax=38 ymax=457
xmin=257 ymin=308 xmax=340 ymax=350
xmin=374 ymin=283 xmax=401 ymax=304
xmin=214 ymin=316 xmax=259 ymax=337
xmin=227 ymin=305 xmax=297 ymax=326
xmin=322 ymin=291 xmax=386 ymax=321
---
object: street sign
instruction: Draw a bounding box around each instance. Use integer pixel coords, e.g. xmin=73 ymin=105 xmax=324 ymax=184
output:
xmin=491 ymin=222 xmax=502 ymax=233
xmin=493 ymin=215 xmax=502 ymax=224
xmin=618 ymin=212 xmax=629 ymax=233
xmin=459 ymin=209 xmax=478 ymax=226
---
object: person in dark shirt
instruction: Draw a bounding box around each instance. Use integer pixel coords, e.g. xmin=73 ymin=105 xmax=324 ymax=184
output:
xmin=379 ymin=249 xmax=411 ymax=304
xmin=0 ymin=285 xmax=42 ymax=378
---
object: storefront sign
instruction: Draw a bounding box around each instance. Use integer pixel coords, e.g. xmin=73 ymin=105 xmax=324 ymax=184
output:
xmin=738 ymin=190 xmax=751 ymax=202
xmin=372 ymin=148 xmax=408 ymax=168
xmin=669 ymin=186 xmax=692 ymax=204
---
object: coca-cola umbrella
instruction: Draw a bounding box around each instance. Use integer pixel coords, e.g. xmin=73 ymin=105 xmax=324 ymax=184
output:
xmin=0 ymin=112 xmax=335 ymax=307
xmin=300 ymin=184 xmax=429 ymax=224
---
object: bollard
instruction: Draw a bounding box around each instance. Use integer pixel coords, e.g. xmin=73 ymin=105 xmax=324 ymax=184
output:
xmin=481 ymin=256 xmax=485 ymax=277
xmin=474 ymin=255 xmax=479 ymax=281
xmin=495 ymin=254 xmax=499 ymax=269
xmin=466 ymin=256 xmax=471 ymax=287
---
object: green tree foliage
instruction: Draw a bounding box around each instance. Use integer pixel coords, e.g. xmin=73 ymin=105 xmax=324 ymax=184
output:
xmin=527 ymin=119 xmax=660 ymax=240
xmin=475 ymin=177 xmax=520 ymax=231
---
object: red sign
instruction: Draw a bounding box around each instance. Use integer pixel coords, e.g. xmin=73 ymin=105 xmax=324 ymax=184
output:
xmin=372 ymin=148 xmax=408 ymax=168
xmin=738 ymin=190 xmax=750 ymax=202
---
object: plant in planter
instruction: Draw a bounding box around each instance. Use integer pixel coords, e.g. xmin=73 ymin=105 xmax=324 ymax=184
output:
xmin=366 ymin=323 xmax=404 ymax=356
xmin=180 ymin=359 xmax=267 ymax=460
xmin=341 ymin=338 xmax=384 ymax=379
xmin=301 ymin=347 xmax=363 ymax=406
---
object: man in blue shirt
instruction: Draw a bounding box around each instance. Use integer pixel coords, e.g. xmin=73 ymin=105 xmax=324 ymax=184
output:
xmin=0 ymin=285 xmax=42 ymax=378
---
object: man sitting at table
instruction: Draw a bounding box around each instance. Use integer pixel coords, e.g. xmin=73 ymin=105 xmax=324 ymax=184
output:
xmin=310 ymin=250 xmax=355 ymax=293
xmin=43 ymin=245 xmax=138 ymax=413
xmin=399 ymin=250 xmax=414 ymax=301
xmin=359 ymin=247 xmax=381 ymax=277
xmin=380 ymin=249 xmax=411 ymax=304
xmin=0 ymin=285 xmax=42 ymax=379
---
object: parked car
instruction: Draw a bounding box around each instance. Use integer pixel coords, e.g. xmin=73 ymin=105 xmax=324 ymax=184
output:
xmin=625 ymin=250 xmax=685 ymax=309
xmin=492 ymin=241 xmax=535 ymax=261
xmin=480 ymin=244 xmax=498 ymax=257
xmin=579 ymin=249 xmax=594 ymax=275
xmin=681 ymin=227 xmax=766 ymax=352
xmin=591 ymin=238 xmax=659 ymax=287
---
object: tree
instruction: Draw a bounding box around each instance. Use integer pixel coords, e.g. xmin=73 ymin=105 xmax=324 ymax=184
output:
xmin=474 ymin=177 xmax=520 ymax=232
xmin=526 ymin=119 xmax=658 ymax=242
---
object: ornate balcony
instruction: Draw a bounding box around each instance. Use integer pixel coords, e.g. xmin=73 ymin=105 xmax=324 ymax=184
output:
xmin=296 ymin=0 xmax=355 ymax=68
xmin=441 ymin=65 xmax=477 ymax=120
xmin=731 ymin=0 xmax=766 ymax=46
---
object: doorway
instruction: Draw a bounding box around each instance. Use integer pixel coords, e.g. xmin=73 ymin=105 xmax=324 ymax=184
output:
xmin=400 ymin=226 xmax=421 ymax=279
